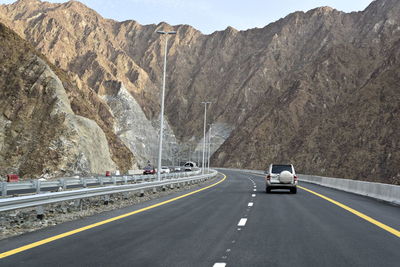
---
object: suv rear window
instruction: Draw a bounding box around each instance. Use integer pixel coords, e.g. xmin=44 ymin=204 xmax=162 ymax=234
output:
xmin=271 ymin=165 xmax=292 ymax=174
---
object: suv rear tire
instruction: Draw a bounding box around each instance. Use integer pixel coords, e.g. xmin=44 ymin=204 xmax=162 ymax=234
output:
xmin=266 ymin=186 xmax=271 ymax=193
xmin=290 ymin=187 xmax=297 ymax=194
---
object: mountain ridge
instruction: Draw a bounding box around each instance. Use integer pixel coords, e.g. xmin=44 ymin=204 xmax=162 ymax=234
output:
xmin=0 ymin=0 xmax=399 ymax=184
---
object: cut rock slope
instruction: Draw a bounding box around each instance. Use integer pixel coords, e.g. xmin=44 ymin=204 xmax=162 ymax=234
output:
xmin=0 ymin=22 xmax=134 ymax=178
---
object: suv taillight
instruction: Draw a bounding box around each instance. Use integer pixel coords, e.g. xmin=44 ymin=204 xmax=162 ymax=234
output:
xmin=266 ymin=175 xmax=271 ymax=180
xmin=294 ymin=175 xmax=298 ymax=181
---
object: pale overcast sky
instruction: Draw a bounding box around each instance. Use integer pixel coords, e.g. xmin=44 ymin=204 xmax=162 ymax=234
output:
xmin=0 ymin=0 xmax=374 ymax=34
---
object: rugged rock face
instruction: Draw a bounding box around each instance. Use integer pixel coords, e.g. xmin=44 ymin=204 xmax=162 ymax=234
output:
xmin=0 ymin=0 xmax=399 ymax=183
xmin=212 ymin=1 xmax=400 ymax=184
xmin=0 ymin=22 xmax=133 ymax=178
xmin=101 ymin=82 xmax=178 ymax=166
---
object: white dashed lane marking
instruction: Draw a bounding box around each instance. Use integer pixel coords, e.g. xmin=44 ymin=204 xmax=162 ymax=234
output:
xmin=215 ymin=175 xmax=260 ymax=266
xmin=238 ymin=218 xmax=248 ymax=227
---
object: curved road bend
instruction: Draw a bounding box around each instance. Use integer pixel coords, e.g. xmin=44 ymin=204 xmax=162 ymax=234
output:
xmin=0 ymin=169 xmax=399 ymax=266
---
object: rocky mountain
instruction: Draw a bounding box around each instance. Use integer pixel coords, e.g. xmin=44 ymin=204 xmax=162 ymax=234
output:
xmin=0 ymin=22 xmax=135 ymax=178
xmin=0 ymin=0 xmax=399 ymax=184
xmin=212 ymin=0 xmax=400 ymax=184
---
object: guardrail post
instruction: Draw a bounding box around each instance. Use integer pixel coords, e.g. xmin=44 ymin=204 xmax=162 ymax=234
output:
xmin=99 ymin=177 xmax=104 ymax=186
xmin=123 ymin=176 xmax=128 ymax=185
xmin=139 ymin=189 xmax=144 ymax=197
xmin=35 ymin=180 xmax=41 ymax=194
xmin=81 ymin=178 xmax=87 ymax=188
xmin=1 ymin=182 xmax=7 ymax=197
xmin=59 ymin=178 xmax=67 ymax=191
xmin=112 ymin=176 xmax=117 ymax=185
xmin=152 ymin=187 xmax=157 ymax=194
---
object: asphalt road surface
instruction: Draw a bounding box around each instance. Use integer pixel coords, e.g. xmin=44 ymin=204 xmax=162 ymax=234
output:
xmin=0 ymin=169 xmax=399 ymax=266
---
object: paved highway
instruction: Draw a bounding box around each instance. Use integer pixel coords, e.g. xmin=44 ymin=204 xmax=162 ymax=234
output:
xmin=0 ymin=169 xmax=399 ymax=266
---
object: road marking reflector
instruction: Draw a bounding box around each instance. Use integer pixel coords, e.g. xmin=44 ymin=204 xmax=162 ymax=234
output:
xmin=253 ymin=189 xmax=256 ymax=191
xmin=213 ymin=263 xmax=226 ymax=267
xmin=0 ymin=174 xmax=227 ymax=259
xmin=299 ymin=185 xmax=400 ymax=238
xmin=238 ymin=218 xmax=247 ymax=226
xmin=248 ymin=202 xmax=253 ymax=207
xmin=251 ymin=194 xmax=256 ymax=197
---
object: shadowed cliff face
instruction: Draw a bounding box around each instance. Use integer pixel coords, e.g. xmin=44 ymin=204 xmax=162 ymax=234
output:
xmin=0 ymin=0 xmax=399 ymax=183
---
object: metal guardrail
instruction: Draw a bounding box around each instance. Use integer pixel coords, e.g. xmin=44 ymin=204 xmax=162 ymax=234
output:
xmin=0 ymin=170 xmax=218 ymax=212
xmin=1 ymin=169 xmax=202 ymax=197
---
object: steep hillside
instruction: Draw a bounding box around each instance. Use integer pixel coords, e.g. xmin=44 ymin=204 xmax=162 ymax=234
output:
xmin=212 ymin=0 xmax=400 ymax=184
xmin=0 ymin=0 xmax=399 ymax=183
xmin=0 ymin=22 xmax=135 ymax=178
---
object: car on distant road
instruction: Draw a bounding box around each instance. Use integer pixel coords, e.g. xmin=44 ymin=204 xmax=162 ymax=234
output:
xmin=161 ymin=166 xmax=170 ymax=174
xmin=174 ymin=166 xmax=181 ymax=172
xmin=265 ymin=164 xmax=298 ymax=194
xmin=184 ymin=161 xmax=196 ymax=171
xmin=143 ymin=166 xmax=156 ymax=175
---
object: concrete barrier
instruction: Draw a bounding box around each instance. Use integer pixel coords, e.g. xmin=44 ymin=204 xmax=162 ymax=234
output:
xmin=299 ymin=174 xmax=400 ymax=205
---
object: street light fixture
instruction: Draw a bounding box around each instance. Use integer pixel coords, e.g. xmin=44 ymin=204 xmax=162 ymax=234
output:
xmin=156 ymin=30 xmax=176 ymax=181
xmin=201 ymin=101 xmax=211 ymax=174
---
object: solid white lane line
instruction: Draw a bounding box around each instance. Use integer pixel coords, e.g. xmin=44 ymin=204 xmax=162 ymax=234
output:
xmin=213 ymin=263 xmax=226 ymax=267
xmin=248 ymin=202 xmax=254 ymax=207
xmin=238 ymin=218 xmax=248 ymax=226
xmin=252 ymin=194 xmax=256 ymax=197
xmin=253 ymin=189 xmax=256 ymax=191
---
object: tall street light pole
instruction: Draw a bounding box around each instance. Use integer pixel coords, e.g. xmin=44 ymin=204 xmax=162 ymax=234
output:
xmin=208 ymin=124 xmax=212 ymax=172
xmin=201 ymin=102 xmax=211 ymax=174
xmin=156 ymin=30 xmax=176 ymax=181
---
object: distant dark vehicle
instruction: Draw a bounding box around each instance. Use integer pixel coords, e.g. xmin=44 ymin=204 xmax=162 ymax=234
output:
xmin=143 ymin=166 xmax=156 ymax=175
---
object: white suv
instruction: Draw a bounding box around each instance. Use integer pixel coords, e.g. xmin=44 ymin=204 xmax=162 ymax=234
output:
xmin=265 ymin=164 xmax=298 ymax=194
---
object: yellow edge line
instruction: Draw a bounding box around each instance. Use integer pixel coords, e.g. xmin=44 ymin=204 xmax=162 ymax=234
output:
xmin=298 ymin=185 xmax=400 ymax=238
xmin=0 ymin=174 xmax=227 ymax=259
xmin=243 ymin=173 xmax=399 ymax=238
